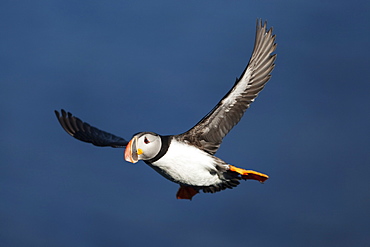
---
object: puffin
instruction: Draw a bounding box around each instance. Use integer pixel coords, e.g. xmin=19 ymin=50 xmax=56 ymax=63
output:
xmin=55 ymin=19 xmax=277 ymax=200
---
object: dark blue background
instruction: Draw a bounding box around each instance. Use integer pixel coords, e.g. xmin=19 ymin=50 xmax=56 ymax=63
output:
xmin=1 ymin=1 xmax=369 ymax=246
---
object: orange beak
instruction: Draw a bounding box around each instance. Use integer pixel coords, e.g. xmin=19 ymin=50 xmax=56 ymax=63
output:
xmin=124 ymin=137 xmax=139 ymax=163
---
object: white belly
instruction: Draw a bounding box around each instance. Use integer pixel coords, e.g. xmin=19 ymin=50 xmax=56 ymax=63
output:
xmin=150 ymin=140 xmax=222 ymax=186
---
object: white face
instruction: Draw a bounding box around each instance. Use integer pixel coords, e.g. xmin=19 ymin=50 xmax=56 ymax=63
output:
xmin=124 ymin=132 xmax=162 ymax=163
xmin=136 ymin=133 xmax=161 ymax=160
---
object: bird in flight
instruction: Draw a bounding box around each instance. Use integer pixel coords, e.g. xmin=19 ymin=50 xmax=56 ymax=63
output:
xmin=55 ymin=19 xmax=277 ymax=200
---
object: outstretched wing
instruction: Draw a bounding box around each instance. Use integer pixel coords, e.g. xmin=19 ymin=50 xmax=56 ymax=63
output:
xmin=55 ymin=109 xmax=128 ymax=148
xmin=177 ymin=19 xmax=277 ymax=154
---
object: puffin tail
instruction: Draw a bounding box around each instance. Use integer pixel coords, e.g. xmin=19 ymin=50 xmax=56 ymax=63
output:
xmin=228 ymin=165 xmax=269 ymax=183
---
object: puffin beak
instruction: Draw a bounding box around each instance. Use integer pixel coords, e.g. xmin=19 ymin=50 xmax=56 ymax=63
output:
xmin=124 ymin=137 xmax=139 ymax=163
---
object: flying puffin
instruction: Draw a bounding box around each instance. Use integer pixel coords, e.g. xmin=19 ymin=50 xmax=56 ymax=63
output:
xmin=55 ymin=19 xmax=277 ymax=200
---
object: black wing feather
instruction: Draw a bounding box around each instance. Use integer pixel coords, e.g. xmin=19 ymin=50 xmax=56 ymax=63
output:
xmin=177 ymin=19 xmax=277 ymax=154
xmin=55 ymin=109 xmax=128 ymax=148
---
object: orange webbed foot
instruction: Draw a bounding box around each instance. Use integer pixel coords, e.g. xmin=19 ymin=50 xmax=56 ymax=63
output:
xmin=229 ymin=165 xmax=269 ymax=183
xmin=176 ymin=185 xmax=199 ymax=200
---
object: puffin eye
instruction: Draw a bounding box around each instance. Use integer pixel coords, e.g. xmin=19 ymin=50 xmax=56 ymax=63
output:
xmin=144 ymin=137 xmax=150 ymax=144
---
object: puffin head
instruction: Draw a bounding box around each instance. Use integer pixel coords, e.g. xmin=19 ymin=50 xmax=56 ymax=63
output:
xmin=124 ymin=132 xmax=162 ymax=163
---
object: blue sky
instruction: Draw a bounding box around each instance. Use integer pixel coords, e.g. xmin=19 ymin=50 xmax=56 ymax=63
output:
xmin=1 ymin=1 xmax=370 ymax=246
